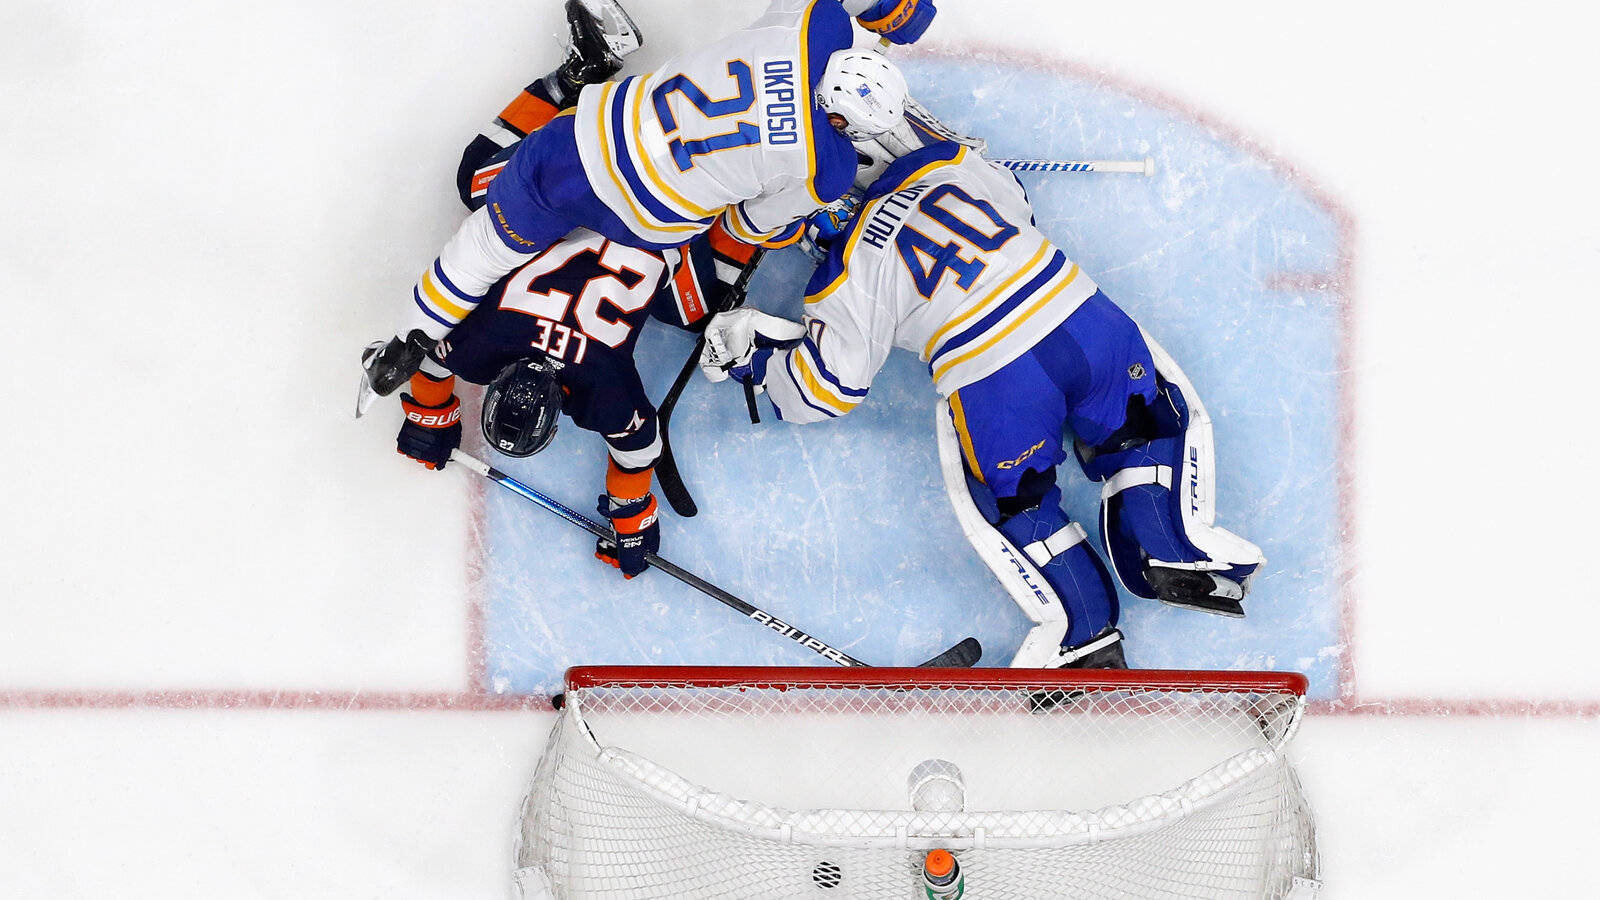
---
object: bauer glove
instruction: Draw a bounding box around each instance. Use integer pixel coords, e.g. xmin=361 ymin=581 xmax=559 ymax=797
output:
xmin=856 ymin=0 xmax=937 ymax=45
xmin=595 ymin=492 xmax=660 ymax=579
xmin=396 ymin=373 xmax=461 ymax=470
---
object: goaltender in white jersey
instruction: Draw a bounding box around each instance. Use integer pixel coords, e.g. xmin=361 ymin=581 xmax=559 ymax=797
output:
xmin=703 ymin=126 xmax=1264 ymax=669
xmin=778 ymin=144 xmax=1093 ymax=410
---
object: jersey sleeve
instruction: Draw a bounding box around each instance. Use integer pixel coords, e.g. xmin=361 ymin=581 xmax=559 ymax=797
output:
xmin=456 ymin=79 xmax=564 ymax=209
xmin=759 ymin=254 xmax=894 ymax=424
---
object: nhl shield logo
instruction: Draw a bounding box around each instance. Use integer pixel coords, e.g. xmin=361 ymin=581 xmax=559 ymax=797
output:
xmin=1128 ymin=362 xmax=1146 ymax=379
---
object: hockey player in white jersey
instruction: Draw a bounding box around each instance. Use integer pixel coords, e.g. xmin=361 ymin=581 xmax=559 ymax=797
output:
xmin=700 ymin=56 xmax=1264 ymax=669
xmin=359 ymin=0 xmax=939 ymax=403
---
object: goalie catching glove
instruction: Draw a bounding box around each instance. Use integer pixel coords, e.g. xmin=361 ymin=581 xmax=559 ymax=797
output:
xmin=698 ymin=308 xmax=806 ymax=388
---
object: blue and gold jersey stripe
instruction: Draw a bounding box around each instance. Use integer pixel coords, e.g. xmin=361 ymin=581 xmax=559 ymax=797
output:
xmin=805 ymin=146 xmax=971 ymax=306
xmin=594 ymin=80 xmax=714 ymax=236
xmin=413 ymin=259 xmax=481 ymax=328
xmin=929 ymin=253 xmax=1084 ymax=384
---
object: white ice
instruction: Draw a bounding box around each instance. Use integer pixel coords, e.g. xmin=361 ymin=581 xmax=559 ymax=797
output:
xmin=3 ymin=0 xmax=1598 ymax=896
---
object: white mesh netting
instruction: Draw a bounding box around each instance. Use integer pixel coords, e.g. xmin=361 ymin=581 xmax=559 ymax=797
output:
xmin=514 ymin=668 xmax=1319 ymax=899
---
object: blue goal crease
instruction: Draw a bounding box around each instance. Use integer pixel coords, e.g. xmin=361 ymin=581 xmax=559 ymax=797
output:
xmin=479 ymin=59 xmax=1347 ymax=700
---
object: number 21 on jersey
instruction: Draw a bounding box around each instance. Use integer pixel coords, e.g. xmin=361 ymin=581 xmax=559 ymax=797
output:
xmin=651 ymin=61 xmax=761 ymax=171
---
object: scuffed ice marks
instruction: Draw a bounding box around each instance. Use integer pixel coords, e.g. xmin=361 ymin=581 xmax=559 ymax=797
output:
xmin=479 ymin=56 xmax=1347 ymax=698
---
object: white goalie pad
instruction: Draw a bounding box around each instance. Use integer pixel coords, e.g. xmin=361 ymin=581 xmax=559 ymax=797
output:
xmin=1102 ymin=331 xmax=1265 ymax=577
xmin=934 ymin=400 xmax=1072 ymax=667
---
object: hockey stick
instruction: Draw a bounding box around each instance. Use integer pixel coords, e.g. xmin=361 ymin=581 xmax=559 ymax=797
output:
xmin=653 ymin=247 xmax=769 ymax=519
xmin=452 ymin=449 xmax=981 ymax=668
xmin=995 ymin=158 xmax=1156 ymax=175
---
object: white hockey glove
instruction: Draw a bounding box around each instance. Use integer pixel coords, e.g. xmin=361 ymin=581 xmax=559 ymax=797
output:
xmin=698 ymin=308 xmax=805 ymax=385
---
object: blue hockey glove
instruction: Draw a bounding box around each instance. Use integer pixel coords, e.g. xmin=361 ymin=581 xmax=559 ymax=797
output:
xmin=801 ymin=193 xmax=863 ymax=258
xmin=595 ymin=492 xmax=660 ymax=579
xmin=397 ymin=392 xmax=462 ymax=470
xmin=857 ymin=0 xmax=937 ymax=45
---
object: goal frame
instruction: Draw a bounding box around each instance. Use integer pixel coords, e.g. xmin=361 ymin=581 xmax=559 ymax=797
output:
xmin=523 ymin=665 xmax=1319 ymax=899
xmin=566 ymin=665 xmax=1310 ymax=696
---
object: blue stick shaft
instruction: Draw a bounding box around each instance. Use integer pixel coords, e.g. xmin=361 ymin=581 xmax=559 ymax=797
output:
xmin=451 ymin=450 xmax=870 ymax=667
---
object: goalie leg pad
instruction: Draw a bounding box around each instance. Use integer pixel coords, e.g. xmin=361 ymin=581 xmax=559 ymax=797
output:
xmin=997 ymin=486 xmax=1119 ymax=648
xmin=1077 ymin=328 xmax=1265 ymax=612
xmin=935 ymin=397 xmax=1118 ymax=665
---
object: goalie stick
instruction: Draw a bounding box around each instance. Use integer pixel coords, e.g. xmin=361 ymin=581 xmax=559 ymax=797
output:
xmin=996 ymin=157 xmax=1156 ymax=175
xmin=452 ymin=449 xmax=982 ymax=669
xmin=653 ymin=247 xmax=768 ymax=518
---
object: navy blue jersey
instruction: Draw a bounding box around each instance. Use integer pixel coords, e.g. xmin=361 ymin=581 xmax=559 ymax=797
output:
xmin=427 ymin=88 xmax=726 ymax=469
xmin=431 ymin=227 xmax=720 ymax=467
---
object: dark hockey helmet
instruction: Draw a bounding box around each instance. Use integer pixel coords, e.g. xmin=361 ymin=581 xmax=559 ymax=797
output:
xmin=481 ymin=358 xmax=564 ymax=457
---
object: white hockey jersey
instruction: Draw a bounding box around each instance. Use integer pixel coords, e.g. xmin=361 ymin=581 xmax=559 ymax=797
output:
xmin=763 ymin=143 xmax=1101 ymax=423
xmin=572 ymin=0 xmax=871 ymax=247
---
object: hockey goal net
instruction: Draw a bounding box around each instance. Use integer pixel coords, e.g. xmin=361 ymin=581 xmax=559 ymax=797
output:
xmin=514 ymin=667 xmax=1320 ymax=899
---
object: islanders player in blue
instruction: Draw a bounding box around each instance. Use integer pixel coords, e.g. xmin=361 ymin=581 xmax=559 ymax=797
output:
xmin=700 ymin=57 xmax=1265 ymax=670
xmin=374 ymin=6 xmax=736 ymax=580
xmin=359 ymin=0 xmax=939 ymax=404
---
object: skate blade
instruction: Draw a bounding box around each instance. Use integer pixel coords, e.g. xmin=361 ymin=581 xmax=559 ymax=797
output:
xmin=1158 ymin=597 xmax=1246 ymax=618
xmin=354 ymin=372 xmax=380 ymax=418
xmin=576 ymin=0 xmax=643 ymax=58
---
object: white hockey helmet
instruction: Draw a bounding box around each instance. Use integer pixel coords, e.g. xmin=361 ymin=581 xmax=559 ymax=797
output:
xmin=815 ymin=49 xmax=908 ymax=140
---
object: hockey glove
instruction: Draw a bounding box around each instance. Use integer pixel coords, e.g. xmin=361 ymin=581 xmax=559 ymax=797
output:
xmin=800 ymin=193 xmax=863 ymax=259
xmin=595 ymin=493 xmax=659 ymax=579
xmin=699 ymin=309 xmax=806 ymax=385
xmin=396 ymin=373 xmax=462 ymax=471
xmin=857 ymin=0 xmax=937 ymax=45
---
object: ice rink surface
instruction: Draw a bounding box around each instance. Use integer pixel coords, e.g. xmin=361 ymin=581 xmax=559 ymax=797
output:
xmin=4 ymin=0 xmax=1599 ymax=896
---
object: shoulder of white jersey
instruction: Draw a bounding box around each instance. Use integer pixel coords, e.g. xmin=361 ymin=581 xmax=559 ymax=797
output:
xmin=861 ymin=140 xmax=967 ymax=199
xmin=803 ymin=140 xmax=970 ymax=301
xmin=800 ymin=0 xmax=862 ymax=206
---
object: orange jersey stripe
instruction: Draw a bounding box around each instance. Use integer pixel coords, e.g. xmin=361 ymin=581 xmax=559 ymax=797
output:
xmin=707 ymin=219 xmax=758 ymax=265
xmin=407 ymin=371 xmax=456 ymax=406
xmin=498 ymin=91 xmax=559 ymax=136
xmin=672 ymin=260 xmax=708 ymax=323
xmin=469 ymin=161 xmax=509 ymax=198
xmin=606 ymin=459 xmax=654 ymax=502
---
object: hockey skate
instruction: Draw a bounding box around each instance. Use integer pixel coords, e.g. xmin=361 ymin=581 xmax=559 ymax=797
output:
xmin=1146 ymin=565 xmax=1249 ymax=618
xmin=548 ymin=0 xmax=644 ymax=102
xmin=1027 ymin=628 xmax=1128 ymax=713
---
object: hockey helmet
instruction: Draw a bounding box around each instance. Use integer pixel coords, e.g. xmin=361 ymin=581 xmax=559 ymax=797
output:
xmin=481 ymin=358 xmax=564 ymax=457
xmin=815 ymin=49 xmax=907 ymax=140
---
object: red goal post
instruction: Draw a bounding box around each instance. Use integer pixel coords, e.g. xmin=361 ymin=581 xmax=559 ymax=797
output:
xmin=566 ymin=664 xmax=1310 ymax=695
xmin=516 ymin=666 xmax=1320 ymax=899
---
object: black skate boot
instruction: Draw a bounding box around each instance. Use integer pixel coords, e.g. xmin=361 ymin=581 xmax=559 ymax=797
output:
xmin=543 ymin=0 xmax=643 ymax=108
xmin=1145 ymin=564 xmax=1248 ymax=618
xmin=1028 ymin=628 xmax=1129 ymax=713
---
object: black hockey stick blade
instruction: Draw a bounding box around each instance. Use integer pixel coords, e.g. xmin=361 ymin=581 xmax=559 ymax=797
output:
xmin=916 ymin=636 xmax=982 ymax=668
xmin=653 ymin=340 xmax=704 ymax=518
xmin=653 ymin=248 xmax=770 ymax=518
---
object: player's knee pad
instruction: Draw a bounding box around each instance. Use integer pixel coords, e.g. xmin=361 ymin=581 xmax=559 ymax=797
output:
xmin=1077 ymin=331 xmax=1264 ymax=615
